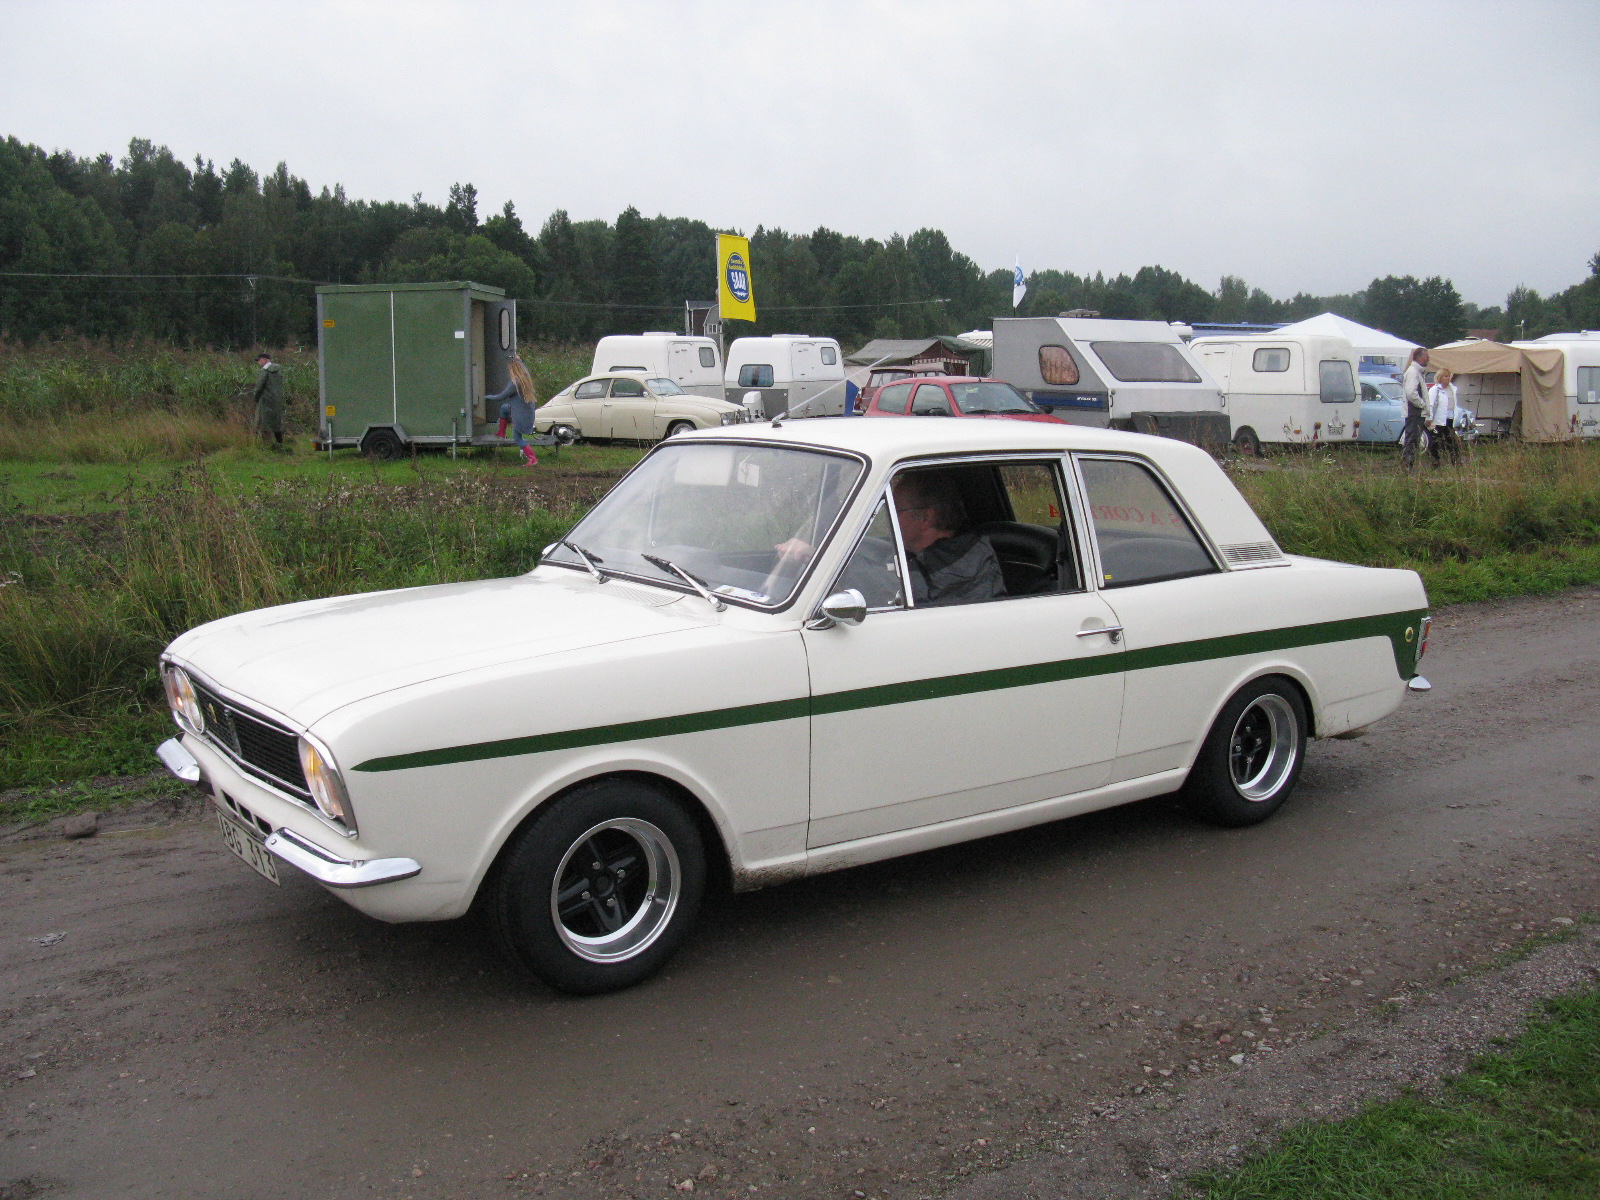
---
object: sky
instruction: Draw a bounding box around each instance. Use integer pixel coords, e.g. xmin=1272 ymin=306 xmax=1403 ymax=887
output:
xmin=3 ymin=0 xmax=1597 ymax=307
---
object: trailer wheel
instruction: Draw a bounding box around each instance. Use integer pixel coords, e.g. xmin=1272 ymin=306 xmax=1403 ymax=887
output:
xmin=1233 ymin=427 xmax=1262 ymax=458
xmin=360 ymin=428 xmax=405 ymax=461
xmin=550 ymin=424 xmax=579 ymax=446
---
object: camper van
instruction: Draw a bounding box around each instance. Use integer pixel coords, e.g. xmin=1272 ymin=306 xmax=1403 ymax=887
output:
xmin=1516 ymin=332 xmax=1600 ymax=439
xmin=724 ymin=335 xmax=847 ymax=418
xmin=990 ymin=317 xmax=1225 ymax=438
xmin=591 ymin=333 xmax=723 ymax=398
xmin=1189 ymin=332 xmax=1362 ymax=454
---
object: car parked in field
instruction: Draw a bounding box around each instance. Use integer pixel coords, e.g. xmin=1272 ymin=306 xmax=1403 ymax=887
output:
xmin=158 ymin=420 xmax=1430 ymax=994
xmin=1359 ymin=373 xmax=1407 ymax=443
xmin=536 ymin=372 xmax=753 ymax=442
xmin=861 ymin=376 xmax=1064 ymax=424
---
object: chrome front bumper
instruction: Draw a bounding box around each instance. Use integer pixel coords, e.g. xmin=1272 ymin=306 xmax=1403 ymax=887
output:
xmin=158 ymin=737 xmax=421 ymax=889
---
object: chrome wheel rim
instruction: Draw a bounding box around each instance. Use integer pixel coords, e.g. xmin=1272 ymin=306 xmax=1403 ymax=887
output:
xmin=1228 ymin=694 xmax=1299 ymax=801
xmin=550 ymin=819 xmax=680 ymax=963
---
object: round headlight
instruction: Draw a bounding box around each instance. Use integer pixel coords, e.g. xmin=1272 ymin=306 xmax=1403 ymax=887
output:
xmin=163 ymin=666 xmax=204 ymax=735
xmin=297 ymin=735 xmax=352 ymax=825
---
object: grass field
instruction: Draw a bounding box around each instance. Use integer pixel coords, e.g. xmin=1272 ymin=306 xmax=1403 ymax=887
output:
xmin=4 ymin=339 xmax=1600 ymax=796
xmin=1185 ymin=986 xmax=1600 ymax=1198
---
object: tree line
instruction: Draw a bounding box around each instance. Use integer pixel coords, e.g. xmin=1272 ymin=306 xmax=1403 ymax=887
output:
xmin=1 ymin=136 xmax=1595 ymax=352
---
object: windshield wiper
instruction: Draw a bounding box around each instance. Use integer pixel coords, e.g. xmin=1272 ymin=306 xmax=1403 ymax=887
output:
xmin=641 ymin=554 xmax=726 ymax=611
xmin=555 ymin=539 xmax=609 ymax=584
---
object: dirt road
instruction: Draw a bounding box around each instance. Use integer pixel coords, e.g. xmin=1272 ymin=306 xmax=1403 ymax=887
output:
xmin=4 ymin=587 xmax=1599 ymax=1199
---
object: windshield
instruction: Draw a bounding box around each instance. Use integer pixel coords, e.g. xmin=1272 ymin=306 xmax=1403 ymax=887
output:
xmin=544 ymin=442 xmax=865 ymax=607
xmin=951 ymin=381 xmax=1040 ymax=414
xmin=647 ymin=377 xmax=686 ymax=396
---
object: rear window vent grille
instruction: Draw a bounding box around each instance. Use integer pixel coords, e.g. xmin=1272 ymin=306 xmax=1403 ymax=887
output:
xmin=1220 ymin=541 xmax=1287 ymax=567
xmin=192 ymin=682 xmax=310 ymax=800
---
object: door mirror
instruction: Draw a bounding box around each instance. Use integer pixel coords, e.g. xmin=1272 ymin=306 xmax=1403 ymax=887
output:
xmin=806 ymin=589 xmax=867 ymax=630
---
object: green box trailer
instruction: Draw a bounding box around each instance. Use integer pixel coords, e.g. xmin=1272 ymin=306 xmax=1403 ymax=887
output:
xmin=314 ymin=281 xmax=547 ymax=458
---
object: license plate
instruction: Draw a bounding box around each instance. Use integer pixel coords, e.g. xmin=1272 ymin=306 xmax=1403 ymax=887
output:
xmin=216 ymin=807 xmax=281 ymax=886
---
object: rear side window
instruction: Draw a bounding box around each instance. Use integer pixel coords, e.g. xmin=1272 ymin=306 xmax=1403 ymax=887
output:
xmin=1319 ymin=360 xmax=1356 ymax=404
xmin=1253 ymin=347 xmax=1290 ymax=372
xmin=698 ymin=346 xmax=716 ymax=368
xmin=876 ymin=382 xmax=914 ymax=414
xmin=910 ymin=384 xmax=952 ymax=415
xmin=738 ymin=364 xmax=774 ymax=388
xmin=1090 ymin=342 xmax=1201 ymax=383
xmin=574 ymin=380 xmax=607 ymax=399
xmin=1039 ymin=344 xmax=1080 ymax=385
xmin=1077 ymin=457 xmax=1215 ymax=587
xmin=1578 ymin=366 xmax=1600 ymax=403
xmin=820 ymin=346 xmax=838 ymax=366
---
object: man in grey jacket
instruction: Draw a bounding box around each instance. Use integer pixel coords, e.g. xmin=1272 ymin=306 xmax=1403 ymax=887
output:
xmin=1400 ymin=347 xmax=1430 ymax=469
xmin=252 ymin=351 xmax=287 ymax=450
xmin=894 ymin=473 xmax=1006 ymax=606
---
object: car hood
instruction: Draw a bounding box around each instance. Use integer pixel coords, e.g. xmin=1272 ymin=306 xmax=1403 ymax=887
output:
xmin=165 ymin=572 xmax=699 ymax=726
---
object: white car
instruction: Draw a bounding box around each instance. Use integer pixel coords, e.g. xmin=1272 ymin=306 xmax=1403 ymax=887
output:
xmin=536 ymin=372 xmax=753 ymax=442
xmin=158 ymin=420 xmax=1430 ymax=993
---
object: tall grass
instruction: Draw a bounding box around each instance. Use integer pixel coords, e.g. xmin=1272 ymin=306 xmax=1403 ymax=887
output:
xmin=0 ymin=468 xmax=583 ymax=787
xmin=0 ymin=411 xmax=258 ymax=462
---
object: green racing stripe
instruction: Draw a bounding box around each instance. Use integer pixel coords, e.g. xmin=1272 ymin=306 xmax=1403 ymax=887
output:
xmin=351 ymin=609 xmax=1426 ymax=773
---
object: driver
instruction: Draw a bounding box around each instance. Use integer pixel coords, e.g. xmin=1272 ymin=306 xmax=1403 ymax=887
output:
xmin=892 ymin=472 xmax=1004 ymax=606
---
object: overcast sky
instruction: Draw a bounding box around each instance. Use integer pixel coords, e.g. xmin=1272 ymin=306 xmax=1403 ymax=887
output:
xmin=4 ymin=0 xmax=1596 ymax=307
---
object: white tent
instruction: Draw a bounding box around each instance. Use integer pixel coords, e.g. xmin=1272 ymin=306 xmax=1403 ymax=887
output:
xmin=1274 ymin=313 xmax=1418 ymax=365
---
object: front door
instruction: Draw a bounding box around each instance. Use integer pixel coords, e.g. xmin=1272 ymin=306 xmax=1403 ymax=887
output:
xmin=606 ymin=377 xmax=653 ymax=439
xmin=802 ymin=458 xmax=1126 ymax=848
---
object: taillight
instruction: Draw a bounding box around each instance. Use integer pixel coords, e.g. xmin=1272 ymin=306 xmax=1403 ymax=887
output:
xmin=1417 ymin=616 xmax=1432 ymax=662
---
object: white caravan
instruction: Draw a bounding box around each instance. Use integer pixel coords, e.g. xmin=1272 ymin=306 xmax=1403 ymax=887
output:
xmin=591 ymin=333 xmax=723 ymax=398
xmin=725 ymin=335 xmax=847 ymax=418
xmin=1516 ymin=332 xmax=1600 ymax=439
xmin=991 ymin=317 xmax=1225 ymax=430
xmin=1189 ymin=332 xmax=1361 ymax=454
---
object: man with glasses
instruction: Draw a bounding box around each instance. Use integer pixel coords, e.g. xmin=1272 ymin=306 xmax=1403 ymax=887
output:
xmin=892 ymin=472 xmax=1005 ymax=606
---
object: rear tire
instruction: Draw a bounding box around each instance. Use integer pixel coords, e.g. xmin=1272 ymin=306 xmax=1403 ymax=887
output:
xmin=1233 ymin=427 xmax=1262 ymax=458
xmin=1181 ymin=677 xmax=1308 ymax=827
xmin=486 ymin=778 xmax=705 ymax=994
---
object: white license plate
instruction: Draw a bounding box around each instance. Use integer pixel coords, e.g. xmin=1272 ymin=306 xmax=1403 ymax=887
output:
xmin=216 ymin=807 xmax=281 ymax=886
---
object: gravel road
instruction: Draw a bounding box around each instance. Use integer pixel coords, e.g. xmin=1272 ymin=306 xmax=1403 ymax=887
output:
xmin=3 ymin=586 xmax=1598 ymax=1199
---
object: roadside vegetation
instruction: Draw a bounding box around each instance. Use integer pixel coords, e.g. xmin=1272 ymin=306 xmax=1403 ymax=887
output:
xmin=1185 ymin=987 xmax=1600 ymax=1198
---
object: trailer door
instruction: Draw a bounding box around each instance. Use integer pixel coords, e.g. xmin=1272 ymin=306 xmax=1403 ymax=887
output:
xmin=669 ymin=341 xmax=695 ymax=386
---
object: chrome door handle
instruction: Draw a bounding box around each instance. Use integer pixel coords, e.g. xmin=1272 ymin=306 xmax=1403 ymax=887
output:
xmin=1077 ymin=624 xmax=1124 ymax=643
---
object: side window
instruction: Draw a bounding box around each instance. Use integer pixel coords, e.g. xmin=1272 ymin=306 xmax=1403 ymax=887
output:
xmin=1361 ymin=382 xmax=1378 ymax=402
xmin=1077 ymin=457 xmax=1216 ymax=588
xmin=610 ymin=377 xmax=647 ymax=398
xmin=574 ymin=380 xmax=607 ymax=400
xmin=909 ymin=384 xmax=952 ymax=415
xmin=993 ymin=462 xmax=1079 ymax=595
xmin=497 ymin=309 xmax=513 ymax=350
xmin=876 ymin=382 xmax=914 ymax=414
xmin=832 ymin=497 xmax=906 ymax=612
xmin=1039 ymin=344 xmax=1080 ymax=385
xmin=698 ymin=346 xmax=716 ymax=368
xmin=820 ymin=345 xmax=838 ymax=366
xmin=1578 ymin=366 xmax=1600 ymax=403
xmin=738 ymin=364 xmax=774 ymax=388
xmin=1090 ymin=341 xmax=1202 ymax=383
xmin=1319 ymin=360 xmax=1356 ymax=404
xmin=1253 ymin=347 xmax=1290 ymax=372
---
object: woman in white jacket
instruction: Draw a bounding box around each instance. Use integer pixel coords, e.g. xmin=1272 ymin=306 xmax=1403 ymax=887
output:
xmin=1427 ymin=367 xmax=1463 ymax=466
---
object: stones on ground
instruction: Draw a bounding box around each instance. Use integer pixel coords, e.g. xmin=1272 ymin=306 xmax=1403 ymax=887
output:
xmin=1553 ymin=917 xmax=1575 ymax=926
xmin=1228 ymin=1053 xmax=1246 ymax=1065
xmin=28 ymin=933 xmax=66 ymax=947
xmin=62 ymin=812 xmax=99 ymax=839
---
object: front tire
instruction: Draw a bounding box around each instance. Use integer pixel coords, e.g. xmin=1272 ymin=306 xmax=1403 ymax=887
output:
xmin=1181 ymin=677 xmax=1307 ymax=827
xmin=663 ymin=420 xmax=696 ymax=439
xmin=486 ymin=778 xmax=705 ymax=994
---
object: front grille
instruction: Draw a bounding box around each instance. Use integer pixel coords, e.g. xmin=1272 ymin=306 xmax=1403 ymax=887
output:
xmin=192 ymin=681 xmax=310 ymax=800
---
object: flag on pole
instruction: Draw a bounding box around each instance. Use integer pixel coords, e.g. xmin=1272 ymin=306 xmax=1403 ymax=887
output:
xmin=717 ymin=233 xmax=757 ymax=322
xmin=1012 ymin=257 xmax=1027 ymax=309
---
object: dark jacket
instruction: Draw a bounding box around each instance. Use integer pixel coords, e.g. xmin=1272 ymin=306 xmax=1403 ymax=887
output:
xmin=908 ymin=531 xmax=1006 ymax=606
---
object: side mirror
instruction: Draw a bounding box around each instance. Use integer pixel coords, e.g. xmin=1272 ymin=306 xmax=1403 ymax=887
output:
xmin=806 ymin=589 xmax=867 ymax=630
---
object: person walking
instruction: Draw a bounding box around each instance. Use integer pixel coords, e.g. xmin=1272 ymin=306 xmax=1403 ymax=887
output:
xmin=252 ymin=350 xmax=288 ymax=451
xmin=1427 ymin=367 xmax=1464 ymax=467
xmin=1400 ymin=347 xmax=1430 ymax=469
xmin=486 ymin=354 xmax=541 ymax=466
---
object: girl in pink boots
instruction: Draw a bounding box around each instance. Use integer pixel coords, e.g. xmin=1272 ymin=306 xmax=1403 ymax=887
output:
xmin=488 ymin=355 xmax=541 ymax=466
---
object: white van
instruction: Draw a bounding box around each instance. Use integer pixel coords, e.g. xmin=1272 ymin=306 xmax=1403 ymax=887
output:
xmin=1515 ymin=331 xmax=1600 ymax=439
xmin=725 ymin=335 xmax=847 ymax=418
xmin=591 ymin=333 xmax=723 ymax=399
xmin=991 ymin=317 xmax=1225 ymax=433
xmin=1189 ymin=332 xmax=1361 ymax=454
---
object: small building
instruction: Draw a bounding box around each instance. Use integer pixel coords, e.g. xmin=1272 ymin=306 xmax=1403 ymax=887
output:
xmin=315 ymin=281 xmax=524 ymax=458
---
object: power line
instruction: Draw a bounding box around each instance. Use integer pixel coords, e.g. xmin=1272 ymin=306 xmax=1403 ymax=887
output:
xmin=0 ymin=270 xmax=324 ymax=284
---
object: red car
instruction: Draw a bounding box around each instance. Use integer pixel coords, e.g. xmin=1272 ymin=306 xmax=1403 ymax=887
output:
xmin=853 ymin=366 xmax=947 ymax=413
xmin=860 ymin=376 xmax=1064 ymax=424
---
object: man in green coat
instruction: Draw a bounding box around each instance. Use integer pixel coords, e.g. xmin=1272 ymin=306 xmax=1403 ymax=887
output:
xmin=252 ymin=351 xmax=287 ymax=450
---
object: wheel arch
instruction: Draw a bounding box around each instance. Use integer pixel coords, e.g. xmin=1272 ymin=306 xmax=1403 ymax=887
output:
xmin=1181 ymin=664 xmax=1321 ymax=779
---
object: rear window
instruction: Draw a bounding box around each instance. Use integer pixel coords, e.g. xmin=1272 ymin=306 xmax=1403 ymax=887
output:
xmin=1319 ymin=360 xmax=1356 ymax=404
xmin=574 ymin=380 xmax=607 ymax=399
xmin=1077 ymin=457 xmax=1216 ymax=587
xmin=876 ymin=382 xmax=914 ymax=414
xmin=698 ymin=346 xmax=716 ymax=368
xmin=820 ymin=346 xmax=838 ymax=366
xmin=738 ymin=364 xmax=774 ymax=388
xmin=1578 ymin=366 xmax=1600 ymax=403
xmin=1090 ymin=341 xmax=1201 ymax=384
xmin=1253 ymin=347 xmax=1290 ymax=373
